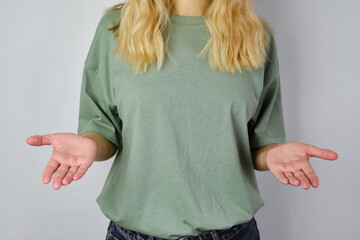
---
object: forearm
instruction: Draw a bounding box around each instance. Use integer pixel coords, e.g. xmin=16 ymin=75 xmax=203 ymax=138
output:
xmin=251 ymin=143 xmax=278 ymax=171
xmin=80 ymin=132 xmax=118 ymax=161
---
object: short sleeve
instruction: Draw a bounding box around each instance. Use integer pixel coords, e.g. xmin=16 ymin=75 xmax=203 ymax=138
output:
xmin=247 ymin=23 xmax=286 ymax=151
xmin=77 ymin=12 xmax=122 ymax=148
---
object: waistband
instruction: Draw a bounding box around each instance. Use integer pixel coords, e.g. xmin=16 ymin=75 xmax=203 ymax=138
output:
xmin=112 ymin=217 xmax=255 ymax=240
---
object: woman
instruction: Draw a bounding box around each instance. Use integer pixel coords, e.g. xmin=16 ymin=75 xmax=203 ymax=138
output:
xmin=26 ymin=0 xmax=338 ymax=239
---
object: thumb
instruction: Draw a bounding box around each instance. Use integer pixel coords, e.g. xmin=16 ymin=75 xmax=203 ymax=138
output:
xmin=306 ymin=144 xmax=339 ymax=160
xmin=26 ymin=134 xmax=56 ymax=146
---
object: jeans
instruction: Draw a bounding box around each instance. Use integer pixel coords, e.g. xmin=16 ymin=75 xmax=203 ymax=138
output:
xmin=105 ymin=217 xmax=260 ymax=240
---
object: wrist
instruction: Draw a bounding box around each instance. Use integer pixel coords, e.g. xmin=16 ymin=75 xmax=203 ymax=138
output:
xmin=264 ymin=144 xmax=280 ymax=170
xmin=252 ymin=143 xmax=278 ymax=171
xmin=79 ymin=132 xmax=117 ymax=161
xmin=80 ymin=132 xmax=102 ymax=161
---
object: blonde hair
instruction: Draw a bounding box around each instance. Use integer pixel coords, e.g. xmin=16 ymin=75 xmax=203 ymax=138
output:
xmin=104 ymin=0 xmax=274 ymax=75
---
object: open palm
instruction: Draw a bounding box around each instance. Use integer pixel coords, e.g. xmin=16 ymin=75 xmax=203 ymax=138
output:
xmin=26 ymin=133 xmax=97 ymax=190
xmin=265 ymin=141 xmax=338 ymax=190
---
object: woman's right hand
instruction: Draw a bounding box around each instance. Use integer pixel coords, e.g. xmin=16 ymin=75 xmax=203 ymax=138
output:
xmin=26 ymin=133 xmax=98 ymax=190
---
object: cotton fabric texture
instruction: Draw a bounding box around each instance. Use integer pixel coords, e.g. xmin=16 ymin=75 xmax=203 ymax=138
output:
xmin=77 ymin=9 xmax=286 ymax=239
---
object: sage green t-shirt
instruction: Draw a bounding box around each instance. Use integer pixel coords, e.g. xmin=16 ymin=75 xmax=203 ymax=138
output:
xmin=77 ymin=9 xmax=286 ymax=239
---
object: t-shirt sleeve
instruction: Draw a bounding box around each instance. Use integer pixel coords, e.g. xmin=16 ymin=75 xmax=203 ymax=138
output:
xmin=247 ymin=23 xmax=287 ymax=151
xmin=76 ymin=12 xmax=122 ymax=148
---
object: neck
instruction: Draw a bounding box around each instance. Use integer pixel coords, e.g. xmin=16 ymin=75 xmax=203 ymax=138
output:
xmin=171 ymin=0 xmax=211 ymax=16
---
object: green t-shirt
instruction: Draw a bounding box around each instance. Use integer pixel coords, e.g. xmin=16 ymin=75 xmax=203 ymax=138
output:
xmin=77 ymin=9 xmax=286 ymax=239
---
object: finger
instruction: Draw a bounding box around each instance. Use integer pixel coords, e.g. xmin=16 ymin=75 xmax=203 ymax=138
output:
xmin=284 ymin=171 xmax=300 ymax=186
xmin=27 ymin=134 xmax=56 ymax=147
xmin=73 ymin=164 xmax=90 ymax=181
xmin=52 ymin=164 xmax=70 ymax=190
xmin=62 ymin=165 xmax=79 ymax=186
xmin=306 ymin=145 xmax=338 ymax=160
xmin=302 ymin=165 xmax=319 ymax=188
xmin=43 ymin=159 xmax=60 ymax=184
xmin=272 ymin=169 xmax=289 ymax=185
xmin=293 ymin=170 xmax=311 ymax=190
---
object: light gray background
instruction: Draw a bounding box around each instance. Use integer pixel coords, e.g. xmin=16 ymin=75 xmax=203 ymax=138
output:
xmin=1 ymin=0 xmax=359 ymax=239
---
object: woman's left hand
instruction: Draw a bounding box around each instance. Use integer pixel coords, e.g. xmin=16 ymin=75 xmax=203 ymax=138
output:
xmin=265 ymin=142 xmax=338 ymax=190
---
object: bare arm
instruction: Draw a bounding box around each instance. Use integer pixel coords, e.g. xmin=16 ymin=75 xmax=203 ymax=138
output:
xmin=80 ymin=132 xmax=118 ymax=161
xmin=251 ymin=143 xmax=278 ymax=171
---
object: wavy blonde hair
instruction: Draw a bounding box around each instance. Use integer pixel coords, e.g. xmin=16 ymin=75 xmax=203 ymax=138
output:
xmin=104 ymin=0 xmax=273 ymax=75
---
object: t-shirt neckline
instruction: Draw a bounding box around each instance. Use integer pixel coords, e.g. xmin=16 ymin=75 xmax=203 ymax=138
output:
xmin=170 ymin=14 xmax=205 ymax=25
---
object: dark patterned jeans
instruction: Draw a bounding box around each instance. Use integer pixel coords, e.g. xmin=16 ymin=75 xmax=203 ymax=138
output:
xmin=105 ymin=217 xmax=260 ymax=240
